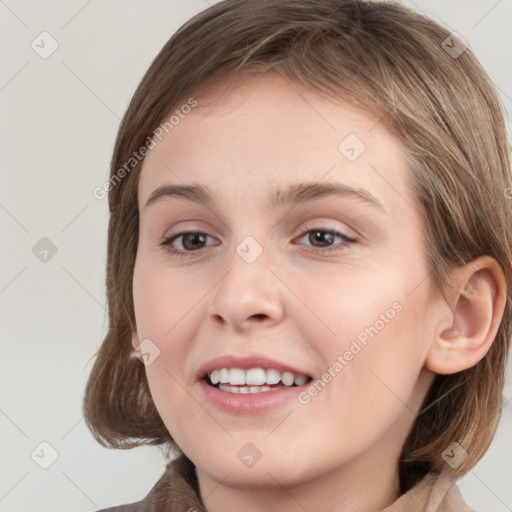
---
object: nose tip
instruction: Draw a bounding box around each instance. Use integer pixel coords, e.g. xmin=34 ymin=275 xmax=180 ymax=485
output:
xmin=207 ymin=256 xmax=284 ymax=332
xmin=211 ymin=309 xmax=275 ymax=331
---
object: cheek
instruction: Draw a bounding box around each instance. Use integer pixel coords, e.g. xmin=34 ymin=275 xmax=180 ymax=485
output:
xmin=132 ymin=262 xmax=209 ymax=420
xmin=132 ymin=261 xmax=205 ymax=340
xmin=295 ymin=264 xmax=432 ymax=422
xmin=291 ymin=262 xmax=411 ymax=351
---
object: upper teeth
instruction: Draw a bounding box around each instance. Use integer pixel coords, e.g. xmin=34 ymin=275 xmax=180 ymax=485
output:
xmin=209 ymin=368 xmax=308 ymax=387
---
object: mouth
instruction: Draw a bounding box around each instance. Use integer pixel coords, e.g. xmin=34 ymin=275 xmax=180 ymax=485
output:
xmin=204 ymin=367 xmax=313 ymax=394
xmin=196 ymin=355 xmax=314 ymax=413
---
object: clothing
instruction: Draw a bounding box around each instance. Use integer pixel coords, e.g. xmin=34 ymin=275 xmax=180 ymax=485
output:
xmin=97 ymin=455 xmax=474 ymax=512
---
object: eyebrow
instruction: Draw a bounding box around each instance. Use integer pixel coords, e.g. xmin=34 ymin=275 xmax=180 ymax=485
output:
xmin=144 ymin=181 xmax=387 ymax=214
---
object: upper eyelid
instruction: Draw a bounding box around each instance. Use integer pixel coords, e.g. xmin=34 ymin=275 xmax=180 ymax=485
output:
xmin=164 ymin=216 xmax=356 ymax=237
xmin=165 ymin=224 xmax=351 ymax=239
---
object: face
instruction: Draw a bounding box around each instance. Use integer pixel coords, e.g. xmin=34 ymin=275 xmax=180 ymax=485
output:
xmin=132 ymin=72 xmax=441 ymax=491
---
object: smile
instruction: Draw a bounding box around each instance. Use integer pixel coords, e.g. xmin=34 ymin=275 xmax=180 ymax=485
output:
xmin=208 ymin=367 xmax=311 ymax=393
xmin=197 ymin=355 xmax=314 ymax=414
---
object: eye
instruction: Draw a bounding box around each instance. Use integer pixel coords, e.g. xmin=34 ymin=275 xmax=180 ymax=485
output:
xmin=160 ymin=230 xmax=218 ymax=257
xmin=295 ymin=228 xmax=357 ymax=254
xmin=160 ymin=227 xmax=357 ymax=258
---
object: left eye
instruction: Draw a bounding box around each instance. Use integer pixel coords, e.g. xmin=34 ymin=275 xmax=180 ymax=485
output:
xmin=296 ymin=228 xmax=356 ymax=253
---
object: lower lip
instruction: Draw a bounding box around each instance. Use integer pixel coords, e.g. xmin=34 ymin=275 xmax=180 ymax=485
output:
xmin=198 ymin=379 xmax=308 ymax=415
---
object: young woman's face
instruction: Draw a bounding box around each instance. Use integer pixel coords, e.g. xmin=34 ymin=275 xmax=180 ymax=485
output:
xmin=133 ymin=72 xmax=443 ymax=491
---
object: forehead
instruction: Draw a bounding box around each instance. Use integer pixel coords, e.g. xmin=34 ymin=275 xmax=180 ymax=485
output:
xmin=138 ymin=72 xmax=415 ymax=220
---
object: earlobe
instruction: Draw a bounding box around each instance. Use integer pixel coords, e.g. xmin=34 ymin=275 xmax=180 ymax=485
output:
xmin=131 ymin=329 xmax=143 ymax=361
xmin=425 ymin=256 xmax=506 ymax=375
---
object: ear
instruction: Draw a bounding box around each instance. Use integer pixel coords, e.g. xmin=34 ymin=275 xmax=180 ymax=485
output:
xmin=131 ymin=328 xmax=144 ymax=362
xmin=425 ymin=256 xmax=507 ymax=375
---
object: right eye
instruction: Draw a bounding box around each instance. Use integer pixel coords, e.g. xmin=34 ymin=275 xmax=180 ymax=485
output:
xmin=160 ymin=230 xmax=219 ymax=257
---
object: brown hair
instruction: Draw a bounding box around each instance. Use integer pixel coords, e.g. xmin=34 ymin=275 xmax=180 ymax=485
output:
xmin=83 ymin=0 xmax=512 ymax=494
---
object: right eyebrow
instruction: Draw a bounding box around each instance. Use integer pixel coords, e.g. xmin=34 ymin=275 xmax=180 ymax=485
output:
xmin=144 ymin=183 xmax=218 ymax=210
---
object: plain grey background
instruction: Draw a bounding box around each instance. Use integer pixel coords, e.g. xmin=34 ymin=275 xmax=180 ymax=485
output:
xmin=1 ymin=1 xmax=511 ymax=511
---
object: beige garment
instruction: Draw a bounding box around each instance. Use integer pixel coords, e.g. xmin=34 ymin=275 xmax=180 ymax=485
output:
xmin=98 ymin=455 xmax=475 ymax=512
xmin=381 ymin=471 xmax=474 ymax=511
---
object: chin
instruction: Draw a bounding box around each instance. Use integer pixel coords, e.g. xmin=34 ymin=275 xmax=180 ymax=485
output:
xmin=194 ymin=452 xmax=313 ymax=490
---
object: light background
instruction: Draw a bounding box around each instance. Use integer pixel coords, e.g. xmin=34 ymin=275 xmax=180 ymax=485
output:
xmin=0 ymin=1 xmax=511 ymax=511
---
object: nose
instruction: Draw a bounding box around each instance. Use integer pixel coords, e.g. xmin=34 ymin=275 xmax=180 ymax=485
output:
xmin=207 ymin=245 xmax=285 ymax=333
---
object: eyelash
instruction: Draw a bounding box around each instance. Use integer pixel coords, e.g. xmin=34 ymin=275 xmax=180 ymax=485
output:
xmin=160 ymin=228 xmax=357 ymax=259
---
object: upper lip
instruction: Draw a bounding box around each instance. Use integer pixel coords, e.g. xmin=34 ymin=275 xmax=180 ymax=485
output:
xmin=195 ymin=354 xmax=312 ymax=381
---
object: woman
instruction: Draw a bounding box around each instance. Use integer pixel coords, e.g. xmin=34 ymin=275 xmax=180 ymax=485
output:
xmin=84 ymin=1 xmax=512 ymax=510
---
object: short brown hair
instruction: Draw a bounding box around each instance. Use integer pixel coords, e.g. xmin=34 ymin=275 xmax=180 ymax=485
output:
xmin=83 ymin=0 xmax=512 ymax=494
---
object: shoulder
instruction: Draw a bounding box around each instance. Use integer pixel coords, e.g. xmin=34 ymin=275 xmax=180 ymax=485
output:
xmin=94 ymin=454 xmax=204 ymax=512
xmin=97 ymin=500 xmax=156 ymax=512
xmin=95 ymin=499 xmax=158 ymax=512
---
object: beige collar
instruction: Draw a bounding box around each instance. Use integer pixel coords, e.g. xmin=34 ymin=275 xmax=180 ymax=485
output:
xmin=103 ymin=456 xmax=474 ymax=512
xmin=381 ymin=472 xmax=474 ymax=511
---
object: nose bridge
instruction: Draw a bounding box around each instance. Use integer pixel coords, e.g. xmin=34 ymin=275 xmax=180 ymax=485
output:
xmin=208 ymin=233 xmax=284 ymax=330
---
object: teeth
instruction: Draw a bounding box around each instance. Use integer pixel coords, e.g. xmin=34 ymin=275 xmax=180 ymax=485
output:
xmin=281 ymin=372 xmax=294 ymax=386
xmin=266 ymin=368 xmax=281 ymax=385
xmin=219 ymin=369 xmax=230 ymax=384
xmin=219 ymin=384 xmax=280 ymax=393
xmin=229 ymin=368 xmax=245 ymax=385
xmin=294 ymin=375 xmax=307 ymax=386
xmin=208 ymin=367 xmax=309 ymax=389
xmin=246 ymin=368 xmax=266 ymax=385
xmin=210 ymin=370 xmax=220 ymax=385
xmin=219 ymin=384 xmax=239 ymax=393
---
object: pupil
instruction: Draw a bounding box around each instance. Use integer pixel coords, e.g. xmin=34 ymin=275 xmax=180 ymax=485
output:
xmin=184 ymin=233 xmax=205 ymax=250
xmin=310 ymin=230 xmax=332 ymax=247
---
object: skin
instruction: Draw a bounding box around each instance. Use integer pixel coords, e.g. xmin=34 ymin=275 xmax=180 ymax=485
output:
xmin=131 ymin=72 xmax=505 ymax=511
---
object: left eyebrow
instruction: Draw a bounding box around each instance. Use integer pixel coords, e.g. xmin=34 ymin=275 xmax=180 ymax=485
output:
xmin=269 ymin=181 xmax=387 ymax=214
xmin=143 ymin=181 xmax=387 ymax=214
